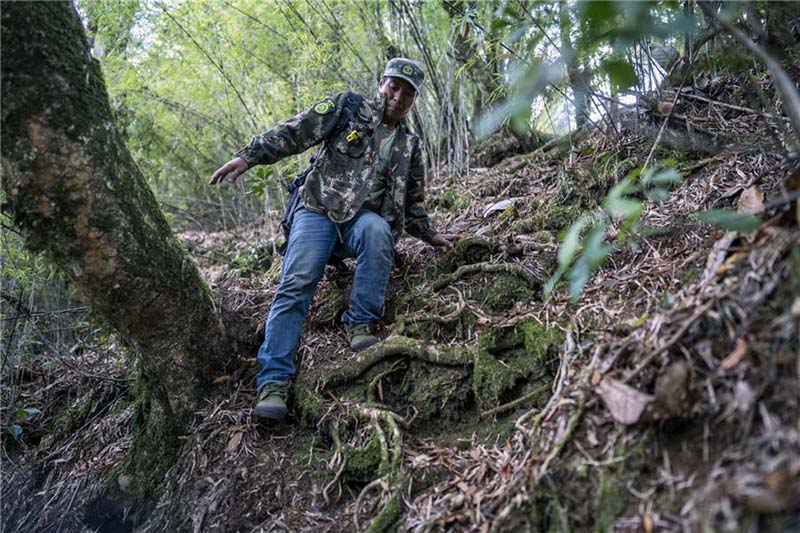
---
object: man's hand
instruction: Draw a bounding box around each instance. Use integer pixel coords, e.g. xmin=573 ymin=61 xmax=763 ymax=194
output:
xmin=431 ymin=233 xmax=460 ymax=249
xmin=209 ymin=157 xmax=249 ymax=185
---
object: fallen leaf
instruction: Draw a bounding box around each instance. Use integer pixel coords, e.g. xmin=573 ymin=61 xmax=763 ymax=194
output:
xmin=596 ymin=378 xmax=655 ymax=425
xmin=654 ymin=362 xmax=690 ymax=417
xmin=482 ymin=198 xmax=521 ymax=218
xmin=737 ymin=186 xmax=764 ymax=214
xmin=226 ymin=431 xmax=243 ymax=454
xmin=721 ymin=337 xmax=748 ymax=370
xmin=733 ymin=380 xmax=755 ymax=413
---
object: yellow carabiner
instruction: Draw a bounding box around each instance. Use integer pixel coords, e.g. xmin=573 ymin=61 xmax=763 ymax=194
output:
xmin=346 ymin=130 xmax=359 ymax=143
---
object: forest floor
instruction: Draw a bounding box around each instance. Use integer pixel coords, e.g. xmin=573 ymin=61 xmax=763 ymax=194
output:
xmin=3 ymin=70 xmax=799 ymax=532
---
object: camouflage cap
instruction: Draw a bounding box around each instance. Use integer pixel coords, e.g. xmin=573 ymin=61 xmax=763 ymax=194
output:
xmin=383 ymin=58 xmax=424 ymax=93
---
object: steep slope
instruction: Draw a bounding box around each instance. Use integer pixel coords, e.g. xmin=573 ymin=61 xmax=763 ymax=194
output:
xmin=3 ymin=70 xmax=798 ymax=532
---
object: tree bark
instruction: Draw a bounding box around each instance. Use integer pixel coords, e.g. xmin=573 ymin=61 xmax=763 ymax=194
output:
xmin=1 ymin=1 xmax=228 ymax=489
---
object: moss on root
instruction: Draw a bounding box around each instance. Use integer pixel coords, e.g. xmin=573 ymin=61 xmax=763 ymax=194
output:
xmin=512 ymin=202 xmax=582 ymax=234
xmin=366 ymin=487 xmax=405 ymax=533
xmin=473 ymin=319 xmax=562 ymax=413
xmin=483 ymin=273 xmax=533 ymax=313
xmin=124 ymin=394 xmax=179 ymax=498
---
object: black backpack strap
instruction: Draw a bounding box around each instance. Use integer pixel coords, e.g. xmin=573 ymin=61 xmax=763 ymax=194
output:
xmin=332 ymin=90 xmax=364 ymax=138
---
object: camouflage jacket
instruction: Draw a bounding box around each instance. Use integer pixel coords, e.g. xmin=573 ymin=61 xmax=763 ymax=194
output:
xmin=236 ymin=91 xmax=437 ymax=243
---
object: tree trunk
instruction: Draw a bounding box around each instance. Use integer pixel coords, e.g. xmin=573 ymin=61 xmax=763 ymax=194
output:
xmin=1 ymin=1 xmax=228 ymax=493
xmin=559 ymin=0 xmax=589 ymax=129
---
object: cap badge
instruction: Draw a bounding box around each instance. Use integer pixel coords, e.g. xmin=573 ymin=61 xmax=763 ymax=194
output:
xmin=402 ymin=64 xmax=413 ymax=75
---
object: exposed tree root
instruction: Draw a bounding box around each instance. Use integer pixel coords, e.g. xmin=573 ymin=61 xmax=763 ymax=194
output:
xmin=392 ymin=289 xmax=468 ymax=336
xmin=322 ymin=420 xmax=346 ymax=505
xmin=348 ymin=405 xmax=408 ymax=531
xmin=433 ymin=261 xmax=541 ymax=292
xmin=322 ymin=336 xmax=474 ymax=388
xmin=367 ymin=360 xmax=407 ymax=403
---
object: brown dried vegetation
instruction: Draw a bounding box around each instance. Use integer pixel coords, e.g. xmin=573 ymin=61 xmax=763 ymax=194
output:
xmin=3 ymin=69 xmax=799 ymax=532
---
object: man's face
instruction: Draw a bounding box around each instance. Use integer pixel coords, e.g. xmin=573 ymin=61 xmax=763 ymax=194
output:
xmin=378 ymin=76 xmax=417 ymax=125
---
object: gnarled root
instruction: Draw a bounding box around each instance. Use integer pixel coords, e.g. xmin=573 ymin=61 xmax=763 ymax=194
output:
xmin=323 ymin=336 xmax=474 ymax=389
xmin=433 ymin=261 xmax=541 ymax=292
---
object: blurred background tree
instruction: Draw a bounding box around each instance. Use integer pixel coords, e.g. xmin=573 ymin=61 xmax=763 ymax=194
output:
xmin=72 ymin=0 xmax=797 ymax=232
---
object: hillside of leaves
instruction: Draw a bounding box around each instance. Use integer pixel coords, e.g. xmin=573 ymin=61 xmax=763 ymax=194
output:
xmin=4 ymin=50 xmax=799 ymax=532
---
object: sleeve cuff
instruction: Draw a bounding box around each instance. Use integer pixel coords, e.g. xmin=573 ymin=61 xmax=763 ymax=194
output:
xmin=235 ymin=147 xmax=259 ymax=168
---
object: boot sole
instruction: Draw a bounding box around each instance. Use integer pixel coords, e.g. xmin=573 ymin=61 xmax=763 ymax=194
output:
xmin=254 ymin=404 xmax=288 ymax=420
xmin=352 ymin=337 xmax=379 ymax=351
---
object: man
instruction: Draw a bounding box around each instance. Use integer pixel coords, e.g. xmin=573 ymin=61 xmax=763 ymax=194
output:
xmin=210 ymin=58 xmax=458 ymax=421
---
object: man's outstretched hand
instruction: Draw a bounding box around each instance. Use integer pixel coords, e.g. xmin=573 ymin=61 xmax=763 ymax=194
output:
xmin=209 ymin=157 xmax=249 ymax=185
xmin=431 ymin=233 xmax=460 ymax=249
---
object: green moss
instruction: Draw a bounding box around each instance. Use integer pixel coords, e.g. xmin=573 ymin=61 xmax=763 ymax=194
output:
xmin=680 ymin=266 xmax=698 ymax=285
xmin=124 ymin=413 xmax=178 ymax=497
xmin=472 ymin=349 xmax=515 ymax=411
xmin=366 ymin=488 xmax=405 ymax=533
xmin=483 ymin=273 xmax=532 ymax=312
xmin=310 ymin=282 xmax=348 ymax=327
xmin=437 ymin=186 xmax=471 ymax=211
xmin=345 ymin=433 xmax=383 ymax=481
xmin=513 ymin=203 xmax=582 ymax=234
xmin=594 ymin=474 xmax=625 ymax=532
xmin=293 ymin=380 xmax=325 ymax=424
xmin=472 ymin=319 xmax=562 ymax=412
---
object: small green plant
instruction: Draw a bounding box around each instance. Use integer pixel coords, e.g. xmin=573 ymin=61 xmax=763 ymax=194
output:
xmin=545 ymin=162 xmax=681 ymax=300
xmin=4 ymin=406 xmax=42 ymax=438
xmin=247 ymin=166 xmax=275 ymax=199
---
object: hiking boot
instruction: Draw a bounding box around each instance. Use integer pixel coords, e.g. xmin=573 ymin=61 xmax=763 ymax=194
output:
xmin=254 ymin=381 xmax=290 ymax=420
xmin=346 ymin=323 xmax=378 ymax=351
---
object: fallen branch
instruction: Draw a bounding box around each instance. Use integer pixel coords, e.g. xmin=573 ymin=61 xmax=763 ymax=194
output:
xmin=698 ymin=2 xmax=800 ymax=150
xmin=479 ymin=382 xmax=551 ymax=419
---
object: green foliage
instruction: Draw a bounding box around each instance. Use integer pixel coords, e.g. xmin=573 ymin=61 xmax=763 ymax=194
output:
xmin=247 ymin=166 xmax=275 ymax=199
xmin=3 ymin=406 xmax=42 ymax=439
xmin=695 ymin=209 xmax=760 ymax=233
xmin=546 ymin=162 xmax=682 ymax=300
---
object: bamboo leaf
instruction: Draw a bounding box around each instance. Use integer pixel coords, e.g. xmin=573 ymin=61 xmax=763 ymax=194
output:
xmin=696 ymin=209 xmax=760 ymax=233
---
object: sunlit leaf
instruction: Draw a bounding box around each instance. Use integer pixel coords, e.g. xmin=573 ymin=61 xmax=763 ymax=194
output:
xmin=568 ymin=255 xmax=591 ymax=300
xmin=604 ymin=179 xmax=642 ymax=220
xmin=558 ymin=215 xmax=591 ymax=267
xmin=582 ymin=225 xmax=611 ymax=265
xmin=543 ymin=264 xmax=566 ymax=298
xmin=646 ymin=187 xmax=669 ymax=203
xmin=696 ymin=209 xmax=760 ymax=233
xmin=603 ymin=57 xmax=638 ymax=92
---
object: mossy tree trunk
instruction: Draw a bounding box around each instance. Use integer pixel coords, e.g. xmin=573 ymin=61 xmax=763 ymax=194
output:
xmin=1 ymin=2 xmax=228 ymax=491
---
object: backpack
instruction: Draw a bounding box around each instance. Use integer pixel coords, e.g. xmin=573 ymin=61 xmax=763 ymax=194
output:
xmin=277 ymin=91 xmax=364 ymax=257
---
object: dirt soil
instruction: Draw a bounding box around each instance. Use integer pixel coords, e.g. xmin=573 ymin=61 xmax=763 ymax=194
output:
xmin=2 ymin=70 xmax=799 ymax=532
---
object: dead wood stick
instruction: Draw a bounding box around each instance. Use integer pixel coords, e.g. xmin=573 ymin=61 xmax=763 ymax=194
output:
xmin=643 ymin=71 xmax=689 ymax=171
xmin=535 ymin=399 xmax=586 ymax=481
xmin=433 ymin=262 xmax=540 ymax=292
xmin=480 ymin=382 xmax=551 ymax=419
xmin=698 ymin=2 xmax=800 ymax=150
xmin=353 ymin=478 xmax=386 ymax=532
xmin=675 ymin=91 xmax=788 ymax=122
xmin=624 ymin=298 xmax=717 ymax=382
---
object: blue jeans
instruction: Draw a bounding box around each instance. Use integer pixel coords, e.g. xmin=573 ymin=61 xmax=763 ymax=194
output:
xmin=255 ymin=206 xmax=394 ymax=390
